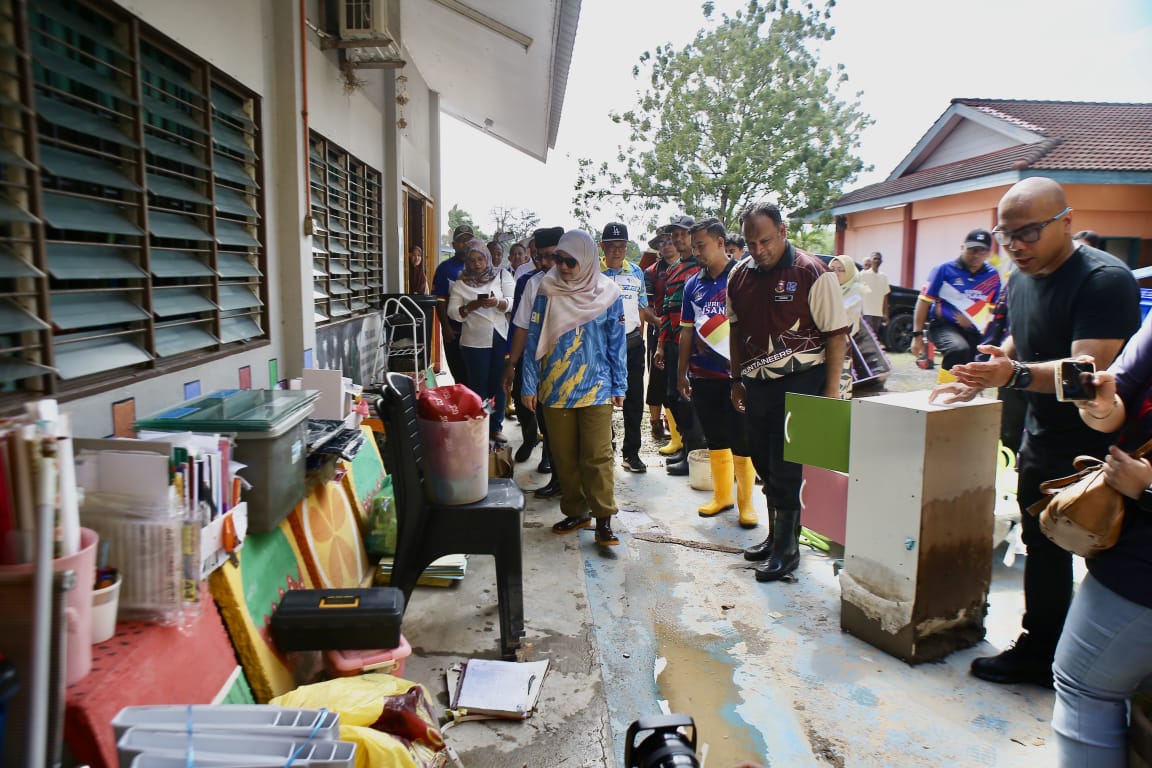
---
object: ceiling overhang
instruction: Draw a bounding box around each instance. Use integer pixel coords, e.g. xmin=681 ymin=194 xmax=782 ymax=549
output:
xmin=399 ymin=0 xmax=581 ymax=161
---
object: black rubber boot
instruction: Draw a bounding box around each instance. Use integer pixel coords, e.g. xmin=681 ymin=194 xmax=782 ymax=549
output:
xmin=743 ymin=507 xmax=775 ymax=561
xmin=755 ymin=508 xmax=800 ymax=582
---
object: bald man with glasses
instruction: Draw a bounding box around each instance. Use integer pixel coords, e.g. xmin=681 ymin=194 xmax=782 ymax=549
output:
xmin=931 ymin=177 xmax=1140 ymax=687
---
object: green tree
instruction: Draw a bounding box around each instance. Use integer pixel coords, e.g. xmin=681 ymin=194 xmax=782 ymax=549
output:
xmin=789 ymin=222 xmax=833 ymax=255
xmin=445 ymin=204 xmax=488 ymax=244
xmin=489 ymin=206 xmax=540 ymax=244
xmin=572 ymin=0 xmax=871 ymax=230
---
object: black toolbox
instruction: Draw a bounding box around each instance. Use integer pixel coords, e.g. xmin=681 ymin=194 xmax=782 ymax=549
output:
xmin=270 ymin=588 xmax=404 ymax=651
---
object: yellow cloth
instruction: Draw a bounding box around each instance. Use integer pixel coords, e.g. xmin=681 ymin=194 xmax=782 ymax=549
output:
xmin=272 ymin=674 xmax=444 ymax=768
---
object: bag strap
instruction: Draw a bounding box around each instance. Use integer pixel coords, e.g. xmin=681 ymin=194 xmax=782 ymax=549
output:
xmin=1130 ymin=436 xmax=1152 ymax=461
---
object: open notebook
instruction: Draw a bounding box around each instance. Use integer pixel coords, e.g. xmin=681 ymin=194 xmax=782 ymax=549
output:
xmin=447 ymin=658 xmax=550 ymax=720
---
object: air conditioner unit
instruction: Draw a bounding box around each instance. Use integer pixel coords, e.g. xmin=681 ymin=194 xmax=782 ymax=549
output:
xmin=339 ymin=0 xmax=390 ymax=41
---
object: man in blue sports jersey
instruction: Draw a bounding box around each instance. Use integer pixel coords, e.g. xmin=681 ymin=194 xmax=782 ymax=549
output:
xmin=678 ymin=218 xmax=758 ymax=529
xmin=601 ymin=222 xmax=649 ymax=473
xmin=910 ymin=229 xmax=1002 ymax=370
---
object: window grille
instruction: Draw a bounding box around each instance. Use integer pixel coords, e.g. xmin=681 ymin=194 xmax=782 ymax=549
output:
xmin=309 ymin=131 xmax=382 ymax=325
xmin=0 ymin=0 xmax=267 ymax=403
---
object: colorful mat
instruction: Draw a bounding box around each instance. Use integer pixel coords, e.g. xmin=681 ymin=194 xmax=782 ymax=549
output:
xmin=208 ymin=516 xmax=312 ymax=702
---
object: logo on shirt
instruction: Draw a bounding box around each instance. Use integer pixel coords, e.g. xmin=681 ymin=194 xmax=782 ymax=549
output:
xmin=775 ymin=280 xmax=786 ymax=293
xmin=786 ymin=281 xmax=798 ymax=292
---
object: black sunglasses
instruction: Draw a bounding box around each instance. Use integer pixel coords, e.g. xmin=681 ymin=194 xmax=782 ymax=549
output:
xmin=556 ymin=255 xmax=579 ymax=269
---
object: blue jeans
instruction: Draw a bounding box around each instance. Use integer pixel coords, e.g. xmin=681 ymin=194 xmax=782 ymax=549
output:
xmin=460 ymin=331 xmax=507 ymax=435
xmin=1053 ymin=573 xmax=1152 ymax=767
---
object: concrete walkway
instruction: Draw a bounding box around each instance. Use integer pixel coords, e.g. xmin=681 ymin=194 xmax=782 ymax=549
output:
xmin=401 ymin=355 xmax=1059 ymax=767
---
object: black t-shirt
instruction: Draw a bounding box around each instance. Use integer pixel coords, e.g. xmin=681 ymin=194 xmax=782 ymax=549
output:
xmin=1008 ymin=245 xmax=1141 ymax=447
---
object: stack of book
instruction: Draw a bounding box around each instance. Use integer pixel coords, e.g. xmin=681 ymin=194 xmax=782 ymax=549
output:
xmin=0 ymin=399 xmax=81 ymax=566
xmin=374 ymin=554 xmax=467 ymax=588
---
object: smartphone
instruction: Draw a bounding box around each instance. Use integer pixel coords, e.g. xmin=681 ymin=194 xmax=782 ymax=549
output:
xmin=1055 ymin=360 xmax=1096 ymax=401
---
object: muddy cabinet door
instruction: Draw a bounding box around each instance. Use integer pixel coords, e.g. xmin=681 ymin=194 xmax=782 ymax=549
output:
xmin=840 ymin=391 xmax=1002 ymax=664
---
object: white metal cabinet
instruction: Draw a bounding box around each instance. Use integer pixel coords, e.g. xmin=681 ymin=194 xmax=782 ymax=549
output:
xmin=839 ymin=391 xmax=1001 ymax=663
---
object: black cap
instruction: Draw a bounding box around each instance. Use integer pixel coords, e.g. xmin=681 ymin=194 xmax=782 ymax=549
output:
xmin=534 ymin=226 xmax=565 ymax=249
xmin=601 ymin=222 xmax=629 ymax=242
xmin=667 ymin=215 xmax=696 ymax=230
xmin=452 ymin=224 xmax=474 ymax=242
xmin=964 ymin=228 xmax=992 ymax=250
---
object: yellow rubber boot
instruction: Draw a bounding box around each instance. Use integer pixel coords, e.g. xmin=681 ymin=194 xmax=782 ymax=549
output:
xmin=658 ymin=410 xmax=683 ymax=456
xmin=734 ymin=455 xmax=758 ymax=529
xmin=698 ymin=449 xmax=735 ymax=517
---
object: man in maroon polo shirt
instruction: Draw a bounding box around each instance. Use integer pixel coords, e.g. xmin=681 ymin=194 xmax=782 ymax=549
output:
xmin=727 ymin=202 xmax=850 ymax=582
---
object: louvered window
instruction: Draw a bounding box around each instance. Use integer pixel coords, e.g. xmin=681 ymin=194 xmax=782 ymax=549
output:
xmin=310 ymin=132 xmax=382 ymax=325
xmin=0 ymin=0 xmax=266 ymax=402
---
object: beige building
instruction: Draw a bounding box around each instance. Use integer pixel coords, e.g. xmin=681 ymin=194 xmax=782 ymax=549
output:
xmin=830 ymin=99 xmax=1152 ymax=289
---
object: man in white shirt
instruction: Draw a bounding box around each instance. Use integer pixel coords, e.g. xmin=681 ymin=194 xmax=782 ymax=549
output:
xmin=601 ymin=222 xmax=648 ymax=473
xmin=858 ymin=251 xmax=890 ymax=335
xmin=504 ymin=227 xmax=564 ymax=497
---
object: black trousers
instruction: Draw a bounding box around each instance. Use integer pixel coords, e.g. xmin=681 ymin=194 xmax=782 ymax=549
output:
xmin=663 ymin=340 xmax=705 ymax=451
xmin=929 ymin=321 xmax=983 ymax=371
xmin=443 ymin=334 xmax=468 ymax=385
xmin=645 ymin=327 xmax=666 ymax=407
xmin=620 ymin=333 xmax=645 ymax=457
xmin=512 ymin=360 xmax=549 ymax=452
xmin=743 ymin=366 xmax=826 ymax=510
xmin=1017 ymin=430 xmax=1113 ymax=656
xmin=690 ymin=377 xmax=749 ymax=456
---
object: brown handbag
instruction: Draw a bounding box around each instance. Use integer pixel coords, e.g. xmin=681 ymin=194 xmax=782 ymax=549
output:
xmin=1027 ymin=437 xmax=1152 ymax=558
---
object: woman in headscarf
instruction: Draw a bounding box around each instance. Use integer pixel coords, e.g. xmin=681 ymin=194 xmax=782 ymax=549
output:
xmin=448 ymin=238 xmax=517 ymax=442
xmin=522 ymin=229 xmax=628 ymax=546
xmin=829 ymin=254 xmax=870 ymax=398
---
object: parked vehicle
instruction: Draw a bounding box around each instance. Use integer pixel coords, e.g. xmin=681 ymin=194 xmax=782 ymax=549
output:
xmin=880 ymin=284 xmax=918 ymax=353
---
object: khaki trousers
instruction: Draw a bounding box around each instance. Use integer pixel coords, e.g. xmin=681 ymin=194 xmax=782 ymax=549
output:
xmin=541 ymin=404 xmax=616 ymax=519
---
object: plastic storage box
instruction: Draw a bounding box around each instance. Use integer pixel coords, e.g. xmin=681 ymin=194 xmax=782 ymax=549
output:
xmin=117 ymin=728 xmax=356 ymax=768
xmin=111 ymin=705 xmax=339 ymax=742
xmin=135 ymin=390 xmax=320 ymax=532
xmin=270 ymin=588 xmax=404 ymax=651
xmin=324 ymin=634 xmax=412 ymax=677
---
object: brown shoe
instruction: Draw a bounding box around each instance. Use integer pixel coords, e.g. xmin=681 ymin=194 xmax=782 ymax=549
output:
xmin=551 ymin=516 xmax=592 ymax=534
xmin=650 ymin=418 xmax=668 ymax=442
xmin=594 ymin=517 xmax=620 ymax=546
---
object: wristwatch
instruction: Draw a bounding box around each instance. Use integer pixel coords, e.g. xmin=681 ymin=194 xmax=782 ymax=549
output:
xmin=1008 ymin=360 xmax=1033 ymax=390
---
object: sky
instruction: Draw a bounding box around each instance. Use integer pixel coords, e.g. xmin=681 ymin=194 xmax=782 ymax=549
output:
xmin=441 ymin=0 xmax=1152 ymax=242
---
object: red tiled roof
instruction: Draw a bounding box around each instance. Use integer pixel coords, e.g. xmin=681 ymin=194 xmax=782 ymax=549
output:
xmin=834 ymin=99 xmax=1152 ymax=208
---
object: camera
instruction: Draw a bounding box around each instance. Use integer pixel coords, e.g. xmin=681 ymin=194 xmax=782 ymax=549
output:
xmin=1055 ymin=360 xmax=1096 ymax=401
xmin=625 ymin=714 xmax=699 ymax=767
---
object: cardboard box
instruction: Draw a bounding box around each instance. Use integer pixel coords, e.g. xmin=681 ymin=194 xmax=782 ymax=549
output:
xmin=489 ymin=444 xmax=513 ymax=479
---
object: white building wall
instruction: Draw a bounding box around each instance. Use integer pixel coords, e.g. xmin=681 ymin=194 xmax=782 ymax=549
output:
xmin=399 ymin=63 xmax=433 ymax=198
xmin=844 ymin=222 xmax=907 ymax=288
xmin=913 ymin=214 xmax=975 ymax=289
xmin=914 ymin=120 xmax=1019 ymax=172
xmin=112 ymin=0 xmax=267 ymax=93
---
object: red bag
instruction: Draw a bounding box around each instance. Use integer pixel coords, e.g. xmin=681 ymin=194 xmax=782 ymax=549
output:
xmin=416 ymin=384 xmax=485 ymax=422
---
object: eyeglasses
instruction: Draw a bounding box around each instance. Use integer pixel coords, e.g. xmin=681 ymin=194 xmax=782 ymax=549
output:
xmin=556 ymin=255 xmax=579 ymax=269
xmin=993 ymin=207 xmax=1071 ymax=246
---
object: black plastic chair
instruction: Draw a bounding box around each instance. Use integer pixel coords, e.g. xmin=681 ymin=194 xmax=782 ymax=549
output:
xmin=379 ymin=372 xmax=526 ymax=659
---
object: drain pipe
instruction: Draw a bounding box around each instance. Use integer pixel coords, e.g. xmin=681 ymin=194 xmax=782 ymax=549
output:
xmin=299 ymin=0 xmax=310 ymax=224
